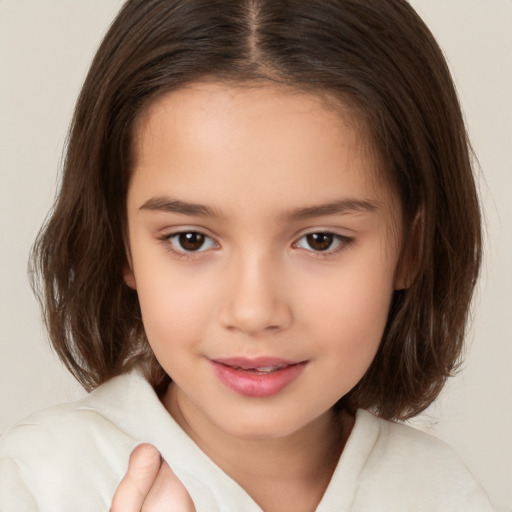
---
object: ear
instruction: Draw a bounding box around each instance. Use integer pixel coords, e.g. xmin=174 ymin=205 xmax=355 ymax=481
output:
xmin=123 ymin=234 xmax=137 ymax=290
xmin=394 ymin=209 xmax=424 ymax=290
xmin=123 ymin=263 xmax=137 ymax=290
xmin=123 ymin=243 xmax=137 ymax=290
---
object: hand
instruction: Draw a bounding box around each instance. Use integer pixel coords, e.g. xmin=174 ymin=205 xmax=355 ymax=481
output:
xmin=111 ymin=443 xmax=196 ymax=512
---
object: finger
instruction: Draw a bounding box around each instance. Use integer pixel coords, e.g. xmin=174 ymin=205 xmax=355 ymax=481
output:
xmin=142 ymin=460 xmax=196 ymax=512
xmin=111 ymin=444 xmax=162 ymax=512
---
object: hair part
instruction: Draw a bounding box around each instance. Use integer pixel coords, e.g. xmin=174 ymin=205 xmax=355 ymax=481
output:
xmin=31 ymin=0 xmax=481 ymax=420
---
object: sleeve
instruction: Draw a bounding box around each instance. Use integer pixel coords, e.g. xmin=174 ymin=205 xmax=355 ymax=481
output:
xmin=0 ymin=456 xmax=38 ymax=512
xmin=0 ymin=407 xmax=136 ymax=512
xmin=461 ymin=483 xmax=498 ymax=512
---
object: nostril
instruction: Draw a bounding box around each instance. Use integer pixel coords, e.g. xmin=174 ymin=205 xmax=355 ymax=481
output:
xmin=219 ymin=304 xmax=292 ymax=336
xmin=217 ymin=263 xmax=293 ymax=334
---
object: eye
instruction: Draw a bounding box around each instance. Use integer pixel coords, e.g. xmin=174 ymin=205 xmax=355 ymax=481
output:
xmin=166 ymin=231 xmax=217 ymax=253
xmin=294 ymin=232 xmax=351 ymax=253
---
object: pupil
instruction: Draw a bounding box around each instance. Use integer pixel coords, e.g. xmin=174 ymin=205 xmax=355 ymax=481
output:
xmin=179 ymin=232 xmax=205 ymax=251
xmin=307 ymin=233 xmax=333 ymax=251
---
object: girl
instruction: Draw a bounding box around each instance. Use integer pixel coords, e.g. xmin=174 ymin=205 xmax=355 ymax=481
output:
xmin=0 ymin=0 xmax=497 ymax=510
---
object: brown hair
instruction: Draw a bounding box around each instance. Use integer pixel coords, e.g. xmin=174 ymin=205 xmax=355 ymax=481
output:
xmin=31 ymin=0 xmax=481 ymax=420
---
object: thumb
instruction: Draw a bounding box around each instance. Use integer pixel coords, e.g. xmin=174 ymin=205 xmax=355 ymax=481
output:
xmin=142 ymin=460 xmax=196 ymax=512
xmin=111 ymin=443 xmax=162 ymax=511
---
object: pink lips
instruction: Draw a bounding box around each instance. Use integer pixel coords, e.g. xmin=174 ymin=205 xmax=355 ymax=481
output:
xmin=210 ymin=357 xmax=307 ymax=398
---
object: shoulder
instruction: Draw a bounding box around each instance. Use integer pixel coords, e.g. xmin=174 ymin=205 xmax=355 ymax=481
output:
xmin=370 ymin=411 xmax=461 ymax=463
xmin=0 ymin=394 xmax=137 ymax=463
xmin=0 ymin=374 xmax=139 ymax=511
xmin=352 ymin=410 xmax=495 ymax=511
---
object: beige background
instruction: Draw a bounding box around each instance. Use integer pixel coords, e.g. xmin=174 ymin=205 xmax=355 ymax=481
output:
xmin=0 ymin=1 xmax=511 ymax=510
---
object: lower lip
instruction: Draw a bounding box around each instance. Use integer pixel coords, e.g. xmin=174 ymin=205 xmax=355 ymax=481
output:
xmin=210 ymin=361 xmax=307 ymax=398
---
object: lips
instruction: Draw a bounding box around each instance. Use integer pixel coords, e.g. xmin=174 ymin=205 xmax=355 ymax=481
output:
xmin=210 ymin=357 xmax=307 ymax=397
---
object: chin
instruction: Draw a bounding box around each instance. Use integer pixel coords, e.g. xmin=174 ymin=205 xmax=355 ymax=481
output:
xmin=213 ymin=408 xmax=316 ymax=441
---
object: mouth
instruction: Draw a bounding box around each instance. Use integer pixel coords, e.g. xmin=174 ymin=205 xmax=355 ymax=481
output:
xmin=232 ymin=365 xmax=291 ymax=374
xmin=210 ymin=357 xmax=308 ymax=397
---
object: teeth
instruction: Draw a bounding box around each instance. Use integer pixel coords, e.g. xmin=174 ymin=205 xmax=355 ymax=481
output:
xmin=255 ymin=366 xmax=281 ymax=373
xmin=235 ymin=365 xmax=285 ymax=373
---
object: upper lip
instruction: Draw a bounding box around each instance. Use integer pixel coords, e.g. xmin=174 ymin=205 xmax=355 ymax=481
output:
xmin=211 ymin=357 xmax=304 ymax=370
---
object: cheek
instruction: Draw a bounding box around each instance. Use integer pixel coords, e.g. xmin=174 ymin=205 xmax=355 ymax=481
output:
xmin=134 ymin=264 xmax=217 ymax=354
xmin=304 ymin=290 xmax=390 ymax=401
xmin=298 ymin=258 xmax=395 ymax=331
xmin=133 ymin=258 xmax=254 ymax=388
xmin=294 ymin=255 xmax=395 ymax=371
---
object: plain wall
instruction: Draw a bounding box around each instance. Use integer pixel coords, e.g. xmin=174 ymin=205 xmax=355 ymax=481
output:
xmin=0 ymin=1 xmax=511 ymax=510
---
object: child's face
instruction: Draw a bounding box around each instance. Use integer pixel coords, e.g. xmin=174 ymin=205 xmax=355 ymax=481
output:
xmin=125 ymin=82 xmax=403 ymax=440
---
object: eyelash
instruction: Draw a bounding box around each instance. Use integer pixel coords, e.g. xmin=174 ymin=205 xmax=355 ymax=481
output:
xmin=159 ymin=231 xmax=219 ymax=260
xmin=159 ymin=230 xmax=353 ymax=260
xmin=292 ymin=232 xmax=353 ymax=257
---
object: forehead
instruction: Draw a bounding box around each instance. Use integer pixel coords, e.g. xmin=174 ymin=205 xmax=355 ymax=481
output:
xmin=134 ymin=81 xmax=368 ymax=164
xmin=130 ymin=82 xmax=398 ymax=219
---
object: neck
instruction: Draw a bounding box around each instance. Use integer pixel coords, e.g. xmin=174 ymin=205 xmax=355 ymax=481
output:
xmin=163 ymin=384 xmax=354 ymax=512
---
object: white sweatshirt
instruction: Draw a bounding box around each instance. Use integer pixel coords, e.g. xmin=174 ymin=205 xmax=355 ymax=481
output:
xmin=0 ymin=368 xmax=495 ymax=511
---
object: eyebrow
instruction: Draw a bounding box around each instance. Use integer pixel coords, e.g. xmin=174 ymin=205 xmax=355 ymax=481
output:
xmin=139 ymin=196 xmax=380 ymax=219
xmin=139 ymin=197 xmax=220 ymax=217
xmin=283 ymin=198 xmax=380 ymax=221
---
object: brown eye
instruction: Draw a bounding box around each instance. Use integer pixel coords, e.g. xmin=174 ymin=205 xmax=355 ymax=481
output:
xmin=166 ymin=231 xmax=216 ymax=253
xmin=295 ymin=232 xmax=350 ymax=254
xmin=306 ymin=233 xmax=335 ymax=251
xmin=178 ymin=232 xmax=206 ymax=251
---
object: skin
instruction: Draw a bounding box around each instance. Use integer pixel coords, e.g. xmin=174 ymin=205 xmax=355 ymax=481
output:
xmin=111 ymin=444 xmax=195 ymax=512
xmin=119 ymin=82 xmax=405 ymax=511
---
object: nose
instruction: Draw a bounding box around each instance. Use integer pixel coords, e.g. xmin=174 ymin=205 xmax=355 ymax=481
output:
xmin=218 ymin=251 xmax=292 ymax=336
